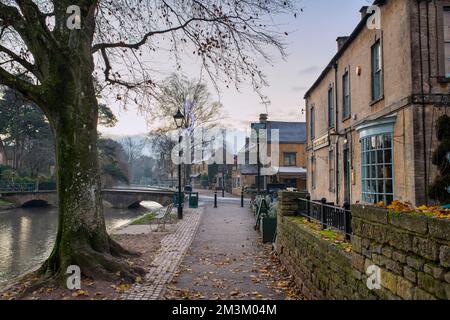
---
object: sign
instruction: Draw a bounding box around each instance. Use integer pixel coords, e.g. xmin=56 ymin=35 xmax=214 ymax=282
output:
xmin=313 ymin=134 xmax=330 ymax=151
xmin=251 ymin=123 xmax=267 ymax=130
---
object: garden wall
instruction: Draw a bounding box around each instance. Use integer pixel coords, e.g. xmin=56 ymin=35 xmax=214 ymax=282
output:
xmin=276 ymin=191 xmax=450 ymax=300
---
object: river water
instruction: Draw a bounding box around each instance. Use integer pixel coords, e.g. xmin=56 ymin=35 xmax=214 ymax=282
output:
xmin=0 ymin=203 xmax=161 ymax=288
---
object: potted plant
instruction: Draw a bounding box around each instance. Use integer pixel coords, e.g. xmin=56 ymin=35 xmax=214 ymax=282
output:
xmin=260 ymin=201 xmax=277 ymax=243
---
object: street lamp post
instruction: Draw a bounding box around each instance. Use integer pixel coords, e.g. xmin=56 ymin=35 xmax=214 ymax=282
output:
xmin=252 ymin=122 xmax=267 ymax=196
xmin=173 ymin=109 xmax=185 ymax=220
xmin=257 ymin=133 xmax=261 ymax=196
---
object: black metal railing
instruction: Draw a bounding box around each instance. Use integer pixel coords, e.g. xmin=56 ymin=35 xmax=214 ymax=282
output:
xmin=0 ymin=181 xmax=57 ymax=192
xmin=0 ymin=182 xmax=35 ymax=192
xmin=297 ymin=196 xmax=352 ymax=240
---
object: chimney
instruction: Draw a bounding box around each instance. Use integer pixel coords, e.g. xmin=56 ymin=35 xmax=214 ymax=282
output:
xmin=259 ymin=113 xmax=268 ymax=123
xmin=360 ymin=6 xmax=369 ymax=19
xmin=336 ymin=36 xmax=349 ymax=51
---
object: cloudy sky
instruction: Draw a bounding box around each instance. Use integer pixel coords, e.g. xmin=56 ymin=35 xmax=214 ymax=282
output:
xmin=100 ymin=0 xmax=371 ymax=137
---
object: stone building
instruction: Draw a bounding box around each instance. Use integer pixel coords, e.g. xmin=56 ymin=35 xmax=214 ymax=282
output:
xmin=305 ymin=0 xmax=450 ymax=206
xmin=233 ymin=114 xmax=307 ymax=195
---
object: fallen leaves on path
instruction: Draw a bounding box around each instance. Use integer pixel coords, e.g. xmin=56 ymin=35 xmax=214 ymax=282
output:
xmin=164 ymin=244 xmax=303 ymax=300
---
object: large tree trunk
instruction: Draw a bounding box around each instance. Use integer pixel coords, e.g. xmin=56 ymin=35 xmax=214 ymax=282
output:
xmin=39 ymin=54 xmax=143 ymax=283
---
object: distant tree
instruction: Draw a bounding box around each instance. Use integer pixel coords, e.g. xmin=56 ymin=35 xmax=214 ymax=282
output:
xmin=98 ymin=103 xmax=118 ymax=128
xmin=151 ymin=132 xmax=178 ymax=186
xmin=131 ymin=155 xmax=157 ymax=185
xmin=0 ymin=86 xmax=54 ymax=174
xmin=1 ymin=86 xmax=118 ymax=178
xmin=119 ymin=136 xmax=148 ymax=182
xmin=98 ymin=137 xmax=130 ymax=187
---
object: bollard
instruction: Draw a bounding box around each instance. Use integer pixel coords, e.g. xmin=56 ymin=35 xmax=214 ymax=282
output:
xmin=214 ymin=191 xmax=218 ymax=208
xmin=241 ymin=190 xmax=244 ymax=208
xmin=222 ymin=188 xmax=225 ymax=198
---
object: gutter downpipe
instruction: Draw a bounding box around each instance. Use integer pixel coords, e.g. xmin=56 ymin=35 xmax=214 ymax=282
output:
xmin=417 ymin=0 xmax=429 ymax=205
xmin=334 ymin=62 xmax=340 ymax=205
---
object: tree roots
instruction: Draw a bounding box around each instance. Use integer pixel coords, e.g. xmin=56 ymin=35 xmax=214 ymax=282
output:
xmin=38 ymin=236 xmax=146 ymax=286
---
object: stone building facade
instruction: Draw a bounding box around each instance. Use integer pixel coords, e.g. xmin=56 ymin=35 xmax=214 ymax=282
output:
xmin=233 ymin=114 xmax=307 ymax=195
xmin=305 ymin=0 xmax=450 ymax=206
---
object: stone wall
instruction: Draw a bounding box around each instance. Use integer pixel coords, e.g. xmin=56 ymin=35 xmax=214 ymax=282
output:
xmin=352 ymin=204 xmax=450 ymax=300
xmin=276 ymin=191 xmax=450 ymax=300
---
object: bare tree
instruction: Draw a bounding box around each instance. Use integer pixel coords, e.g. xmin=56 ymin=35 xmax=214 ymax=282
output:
xmin=0 ymin=0 xmax=296 ymax=282
xmin=151 ymin=132 xmax=178 ymax=186
xmin=151 ymin=73 xmax=224 ymax=132
xmin=119 ymin=136 xmax=148 ymax=182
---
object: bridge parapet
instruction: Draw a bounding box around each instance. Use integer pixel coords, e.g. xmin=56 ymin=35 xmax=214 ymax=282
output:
xmin=1 ymin=189 xmax=174 ymax=209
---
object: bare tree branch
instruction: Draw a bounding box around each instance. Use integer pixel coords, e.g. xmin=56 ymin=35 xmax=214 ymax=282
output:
xmin=0 ymin=64 xmax=41 ymax=103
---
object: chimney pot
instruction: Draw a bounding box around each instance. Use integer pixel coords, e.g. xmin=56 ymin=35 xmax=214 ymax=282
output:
xmin=360 ymin=6 xmax=369 ymax=19
xmin=336 ymin=36 xmax=349 ymax=51
xmin=259 ymin=113 xmax=268 ymax=123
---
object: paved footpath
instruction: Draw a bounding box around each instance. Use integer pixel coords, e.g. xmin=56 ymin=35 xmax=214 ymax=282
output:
xmin=163 ymin=203 xmax=299 ymax=300
xmin=123 ymin=208 xmax=203 ymax=300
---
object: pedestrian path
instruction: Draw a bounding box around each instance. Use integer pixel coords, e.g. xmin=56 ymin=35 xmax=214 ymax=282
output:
xmin=122 ymin=208 xmax=203 ymax=300
xmin=163 ymin=204 xmax=299 ymax=300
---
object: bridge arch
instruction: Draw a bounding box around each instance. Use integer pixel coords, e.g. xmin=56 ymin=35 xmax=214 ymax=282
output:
xmin=1 ymin=189 xmax=174 ymax=209
xmin=21 ymin=199 xmax=50 ymax=208
xmin=101 ymin=190 xmax=173 ymax=209
xmin=128 ymin=201 xmax=142 ymax=209
xmin=1 ymin=191 xmax=57 ymax=208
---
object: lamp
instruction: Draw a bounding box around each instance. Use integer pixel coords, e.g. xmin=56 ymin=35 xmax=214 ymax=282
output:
xmin=173 ymin=109 xmax=185 ymax=129
xmin=173 ymin=108 xmax=186 ymax=220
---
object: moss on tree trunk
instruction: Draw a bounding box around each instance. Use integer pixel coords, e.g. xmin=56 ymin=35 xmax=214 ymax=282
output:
xmin=39 ymin=61 xmax=143 ymax=283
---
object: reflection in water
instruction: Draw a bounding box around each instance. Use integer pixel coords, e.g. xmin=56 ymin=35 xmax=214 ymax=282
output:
xmin=0 ymin=203 xmax=161 ymax=287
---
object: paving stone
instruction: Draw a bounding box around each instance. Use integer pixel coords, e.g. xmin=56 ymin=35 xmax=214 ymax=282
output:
xmin=122 ymin=208 xmax=203 ymax=300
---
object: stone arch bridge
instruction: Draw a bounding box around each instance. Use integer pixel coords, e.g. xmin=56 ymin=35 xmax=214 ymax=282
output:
xmin=0 ymin=188 xmax=174 ymax=209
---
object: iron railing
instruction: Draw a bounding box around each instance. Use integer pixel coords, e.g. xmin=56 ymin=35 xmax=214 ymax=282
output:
xmin=0 ymin=182 xmax=35 ymax=192
xmin=0 ymin=181 xmax=56 ymax=192
xmin=297 ymin=196 xmax=352 ymax=240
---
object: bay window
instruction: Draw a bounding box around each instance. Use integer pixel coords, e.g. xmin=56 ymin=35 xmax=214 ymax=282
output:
xmin=361 ymin=133 xmax=393 ymax=205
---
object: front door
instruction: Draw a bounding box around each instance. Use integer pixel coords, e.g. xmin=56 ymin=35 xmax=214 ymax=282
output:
xmin=343 ymin=148 xmax=351 ymax=203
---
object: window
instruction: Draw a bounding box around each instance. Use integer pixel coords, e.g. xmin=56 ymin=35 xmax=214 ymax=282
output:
xmin=234 ymin=177 xmax=241 ymax=188
xmin=283 ymin=178 xmax=298 ymax=188
xmin=329 ymin=149 xmax=335 ymax=192
xmin=371 ymin=40 xmax=382 ymax=100
xmin=284 ymin=152 xmax=297 ymax=166
xmin=310 ymin=106 xmax=315 ymax=140
xmin=328 ymin=86 xmax=334 ymax=128
xmin=361 ymin=133 xmax=393 ymax=205
xmin=342 ymin=72 xmax=350 ymax=119
xmin=443 ymin=7 xmax=450 ymax=77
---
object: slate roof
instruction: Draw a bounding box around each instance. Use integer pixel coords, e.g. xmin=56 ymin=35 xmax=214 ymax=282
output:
xmin=251 ymin=121 xmax=307 ymax=144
